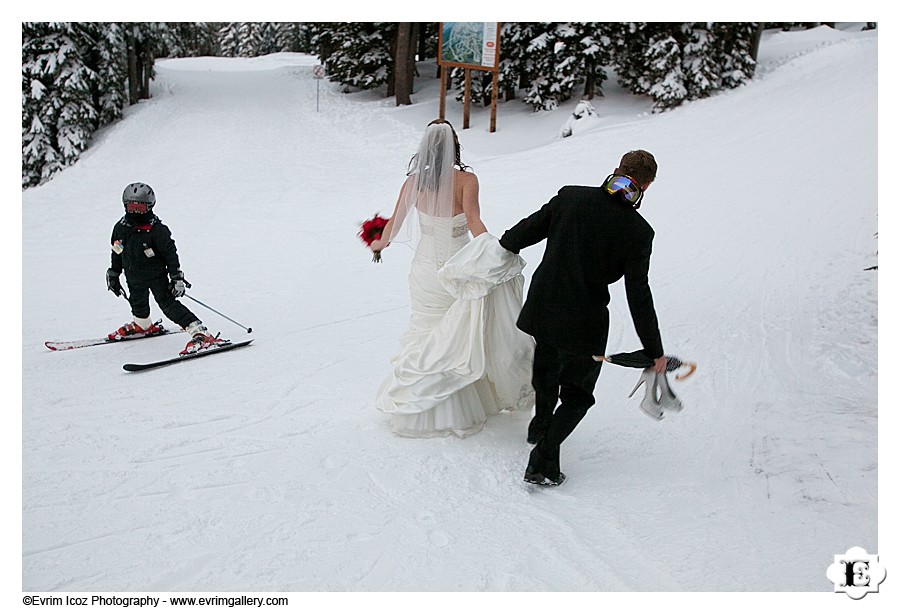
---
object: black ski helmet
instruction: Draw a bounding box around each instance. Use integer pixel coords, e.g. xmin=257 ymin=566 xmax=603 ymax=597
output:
xmin=122 ymin=182 xmax=156 ymax=208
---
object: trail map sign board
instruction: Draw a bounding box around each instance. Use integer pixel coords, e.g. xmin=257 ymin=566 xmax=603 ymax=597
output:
xmin=440 ymin=22 xmax=499 ymax=69
xmin=438 ymin=22 xmax=501 ymax=132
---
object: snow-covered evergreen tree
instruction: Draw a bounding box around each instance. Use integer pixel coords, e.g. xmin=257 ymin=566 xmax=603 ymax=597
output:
xmin=645 ymin=28 xmax=688 ymax=111
xmin=519 ymin=23 xmax=563 ymax=111
xmin=609 ymin=22 xmax=650 ymax=95
xmin=86 ymin=23 xmax=127 ymax=127
xmin=715 ymin=23 xmax=757 ymax=89
xmin=275 ymin=23 xmax=313 ymax=53
xmin=122 ymin=22 xmax=165 ymax=103
xmin=570 ymin=22 xmax=611 ymax=99
xmin=497 ymin=22 xmax=528 ymax=101
xmin=22 ymin=22 xmax=97 ymax=187
xmin=23 ymin=22 xmax=175 ymax=188
xmin=22 ymin=23 xmax=57 ymax=187
xmin=612 ymin=22 xmax=759 ymax=112
xmin=307 ymin=23 xmax=333 ymax=59
xmin=681 ymin=23 xmax=720 ymax=101
xmin=218 ymin=23 xmax=241 ymax=57
xmin=164 ymin=22 xmax=219 ymax=57
xmin=237 ymin=23 xmax=263 ymax=57
xmin=257 ymin=23 xmax=280 ymax=55
xmin=218 ymin=21 xmax=282 ymax=58
xmin=316 ymin=23 xmax=394 ymax=92
xmin=540 ymin=23 xmax=582 ymax=109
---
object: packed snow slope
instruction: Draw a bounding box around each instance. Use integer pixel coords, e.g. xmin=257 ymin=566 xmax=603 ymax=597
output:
xmin=20 ymin=26 xmax=881 ymax=600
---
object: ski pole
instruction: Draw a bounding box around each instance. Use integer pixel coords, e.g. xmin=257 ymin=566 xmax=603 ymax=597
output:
xmin=184 ymin=293 xmax=253 ymax=333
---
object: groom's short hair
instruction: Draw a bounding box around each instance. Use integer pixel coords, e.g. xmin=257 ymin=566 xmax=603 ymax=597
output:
xmin=618 ymin=150 xmax=657 ymax=185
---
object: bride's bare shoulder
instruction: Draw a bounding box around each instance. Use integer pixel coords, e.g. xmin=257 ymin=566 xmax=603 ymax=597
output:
xmin=455 ymin=169 xmax=479 ymax=186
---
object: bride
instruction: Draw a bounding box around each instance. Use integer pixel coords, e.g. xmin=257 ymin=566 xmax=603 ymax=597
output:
xmin=368 ymin=119 xmax=535 ymax=437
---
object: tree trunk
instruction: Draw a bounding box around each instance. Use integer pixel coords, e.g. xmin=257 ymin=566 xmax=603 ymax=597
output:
xmin=750 ymin=23 xmax=765 ymax=63
xmin=583 ymin=59 xmax=596 ymax=99
xmin=409 ymin=23 xmax=420 ymax=79
xmin=394 ymin=22 xmax=413 ymax=105
xmin=386 ymin=25 xmax=396 ymax=98
xmin=141 ymin=41 xmax=153 ymax=99
xmin=417 ymin=22 xmax=431 ymax=61
xmin=126 ymin=28 xmax=140 ymax=105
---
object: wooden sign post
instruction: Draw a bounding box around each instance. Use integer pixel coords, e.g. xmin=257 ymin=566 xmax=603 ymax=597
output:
xmin=437 ymin=22 xmax=501 ymax=133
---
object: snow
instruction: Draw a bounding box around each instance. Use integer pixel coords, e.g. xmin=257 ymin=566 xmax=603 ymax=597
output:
xmin=13 ymin=23 xmax=891 ymax=611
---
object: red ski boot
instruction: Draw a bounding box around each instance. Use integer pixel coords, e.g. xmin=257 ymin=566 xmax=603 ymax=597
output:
xmin=108 ymin=320 xmax=164 ymax=341
xmin=180 ymin=329 xmax=227 ymax=355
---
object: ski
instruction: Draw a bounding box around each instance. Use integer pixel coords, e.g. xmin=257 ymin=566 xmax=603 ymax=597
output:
xmin=45 ymin=323 xmax=178 ymax=351
xmin=123 ymin=339 xmax=253 ymax=372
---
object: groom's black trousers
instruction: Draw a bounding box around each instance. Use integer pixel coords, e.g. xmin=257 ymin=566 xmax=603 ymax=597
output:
xmin=529 ymin=338 xmax=603 ymax=476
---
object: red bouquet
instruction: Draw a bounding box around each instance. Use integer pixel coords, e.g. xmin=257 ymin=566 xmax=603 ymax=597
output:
xmin=359 ymin=214 xmax=389 ymax=263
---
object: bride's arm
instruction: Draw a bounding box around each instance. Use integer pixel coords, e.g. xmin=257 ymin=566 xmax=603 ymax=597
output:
xmin=370 ymin=177 xmax=412 ymax=252
xmin=461 ymin=172 xmax=488 ymax=237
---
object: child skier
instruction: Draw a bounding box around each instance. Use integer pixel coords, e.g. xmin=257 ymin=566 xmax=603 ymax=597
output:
xmin=106 ymin=182 xmax=220 ymax=355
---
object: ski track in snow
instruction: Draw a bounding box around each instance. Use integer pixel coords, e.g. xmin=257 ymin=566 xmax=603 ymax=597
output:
xmin=20 ymin=27 xmax=880 ymax=596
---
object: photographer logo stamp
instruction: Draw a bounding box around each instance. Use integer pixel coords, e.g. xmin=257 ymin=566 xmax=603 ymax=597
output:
xmin=826 ymin=546 xmax=886 ymax=599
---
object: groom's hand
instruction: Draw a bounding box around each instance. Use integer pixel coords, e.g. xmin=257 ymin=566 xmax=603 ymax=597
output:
xmin=653 ymin=356 xmax=667 ymax=373
xmin=498 ymin=236 xmax=519 ymax=254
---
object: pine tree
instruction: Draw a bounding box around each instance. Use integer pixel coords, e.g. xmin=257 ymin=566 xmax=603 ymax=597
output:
xmin=308 ymin=23 xmax=334 ymax=60
xmin=681 ymin=23 xmax=720 ymax=101
xmin=23 ymin=22 xmax=174 ymax=187
xmin=317 ymin=22 xmax=394 ymax=92
xmin=611 ymin=22 xmax=761 ymax=110
xmin=610 ymin=22 xmax=651 ymax=95
xmin=571 ymin=22 xmax=611 ymax=99
xmin=497 ymin=22 xmax=528 ymax=101
xmin=540 ymin=23 xmax=581 ymax=108
xmin=417 ymin=22 xmax=438 ymax=62
xmin=237 ymin=22 xmax=263 ymax=57
xmin=164 ymin=22 xmax=220 ymax=57
xmin=275 ymin=22 xmax=313 ymax=53
xmin=218 ymin=23 xmax=241 ymax=57
xmin=22 ymin=22 xmax=97 ymax=187
xmin=258 ymin=22 xmax=280 ymax=55
xmin=22 ymin=23 xmax=56 ymax=187
xmin=715 ymin=23 xmax=757 ymax=89
xmin=518 ymin=23 xmax=563 ymax=110
xmin=87 ymin=22 xmax=127 ymax=127
xmin=645 ymin=26 xmax=688 ymax=111
xmin=121 ymin=22 xmax=165 ymax=103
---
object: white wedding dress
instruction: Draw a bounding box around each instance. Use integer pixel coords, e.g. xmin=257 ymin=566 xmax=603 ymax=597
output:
xmin=376 ymin=211 xmax=535 ymax=437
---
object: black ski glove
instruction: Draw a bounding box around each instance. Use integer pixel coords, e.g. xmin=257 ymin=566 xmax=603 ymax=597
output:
xmin=169 ymin=271 xmax=191 ymax=297
xmin=106 ymin=268 xmax=123 ymax=297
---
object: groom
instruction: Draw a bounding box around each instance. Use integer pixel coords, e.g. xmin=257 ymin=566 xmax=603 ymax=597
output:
xmin=499 ymin=150 xmax=667 ymax=487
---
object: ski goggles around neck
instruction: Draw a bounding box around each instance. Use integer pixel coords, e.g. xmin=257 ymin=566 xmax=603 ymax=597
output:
xmin=603 ymin=173 xmax=643 ymax=209
xmin=125 ymin=201 xmax=151 ymax=214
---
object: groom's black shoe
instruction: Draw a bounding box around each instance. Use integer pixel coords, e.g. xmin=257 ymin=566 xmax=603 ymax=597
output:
xmin=524 ymin=444 xmax=565 ymax=486
xmin=523 ymin=470 xmax=566 ymax=487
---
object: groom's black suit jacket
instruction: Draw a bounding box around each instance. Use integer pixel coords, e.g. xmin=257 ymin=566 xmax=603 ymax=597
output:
xmin=499 ymin=185 xmax=664 ymax=358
